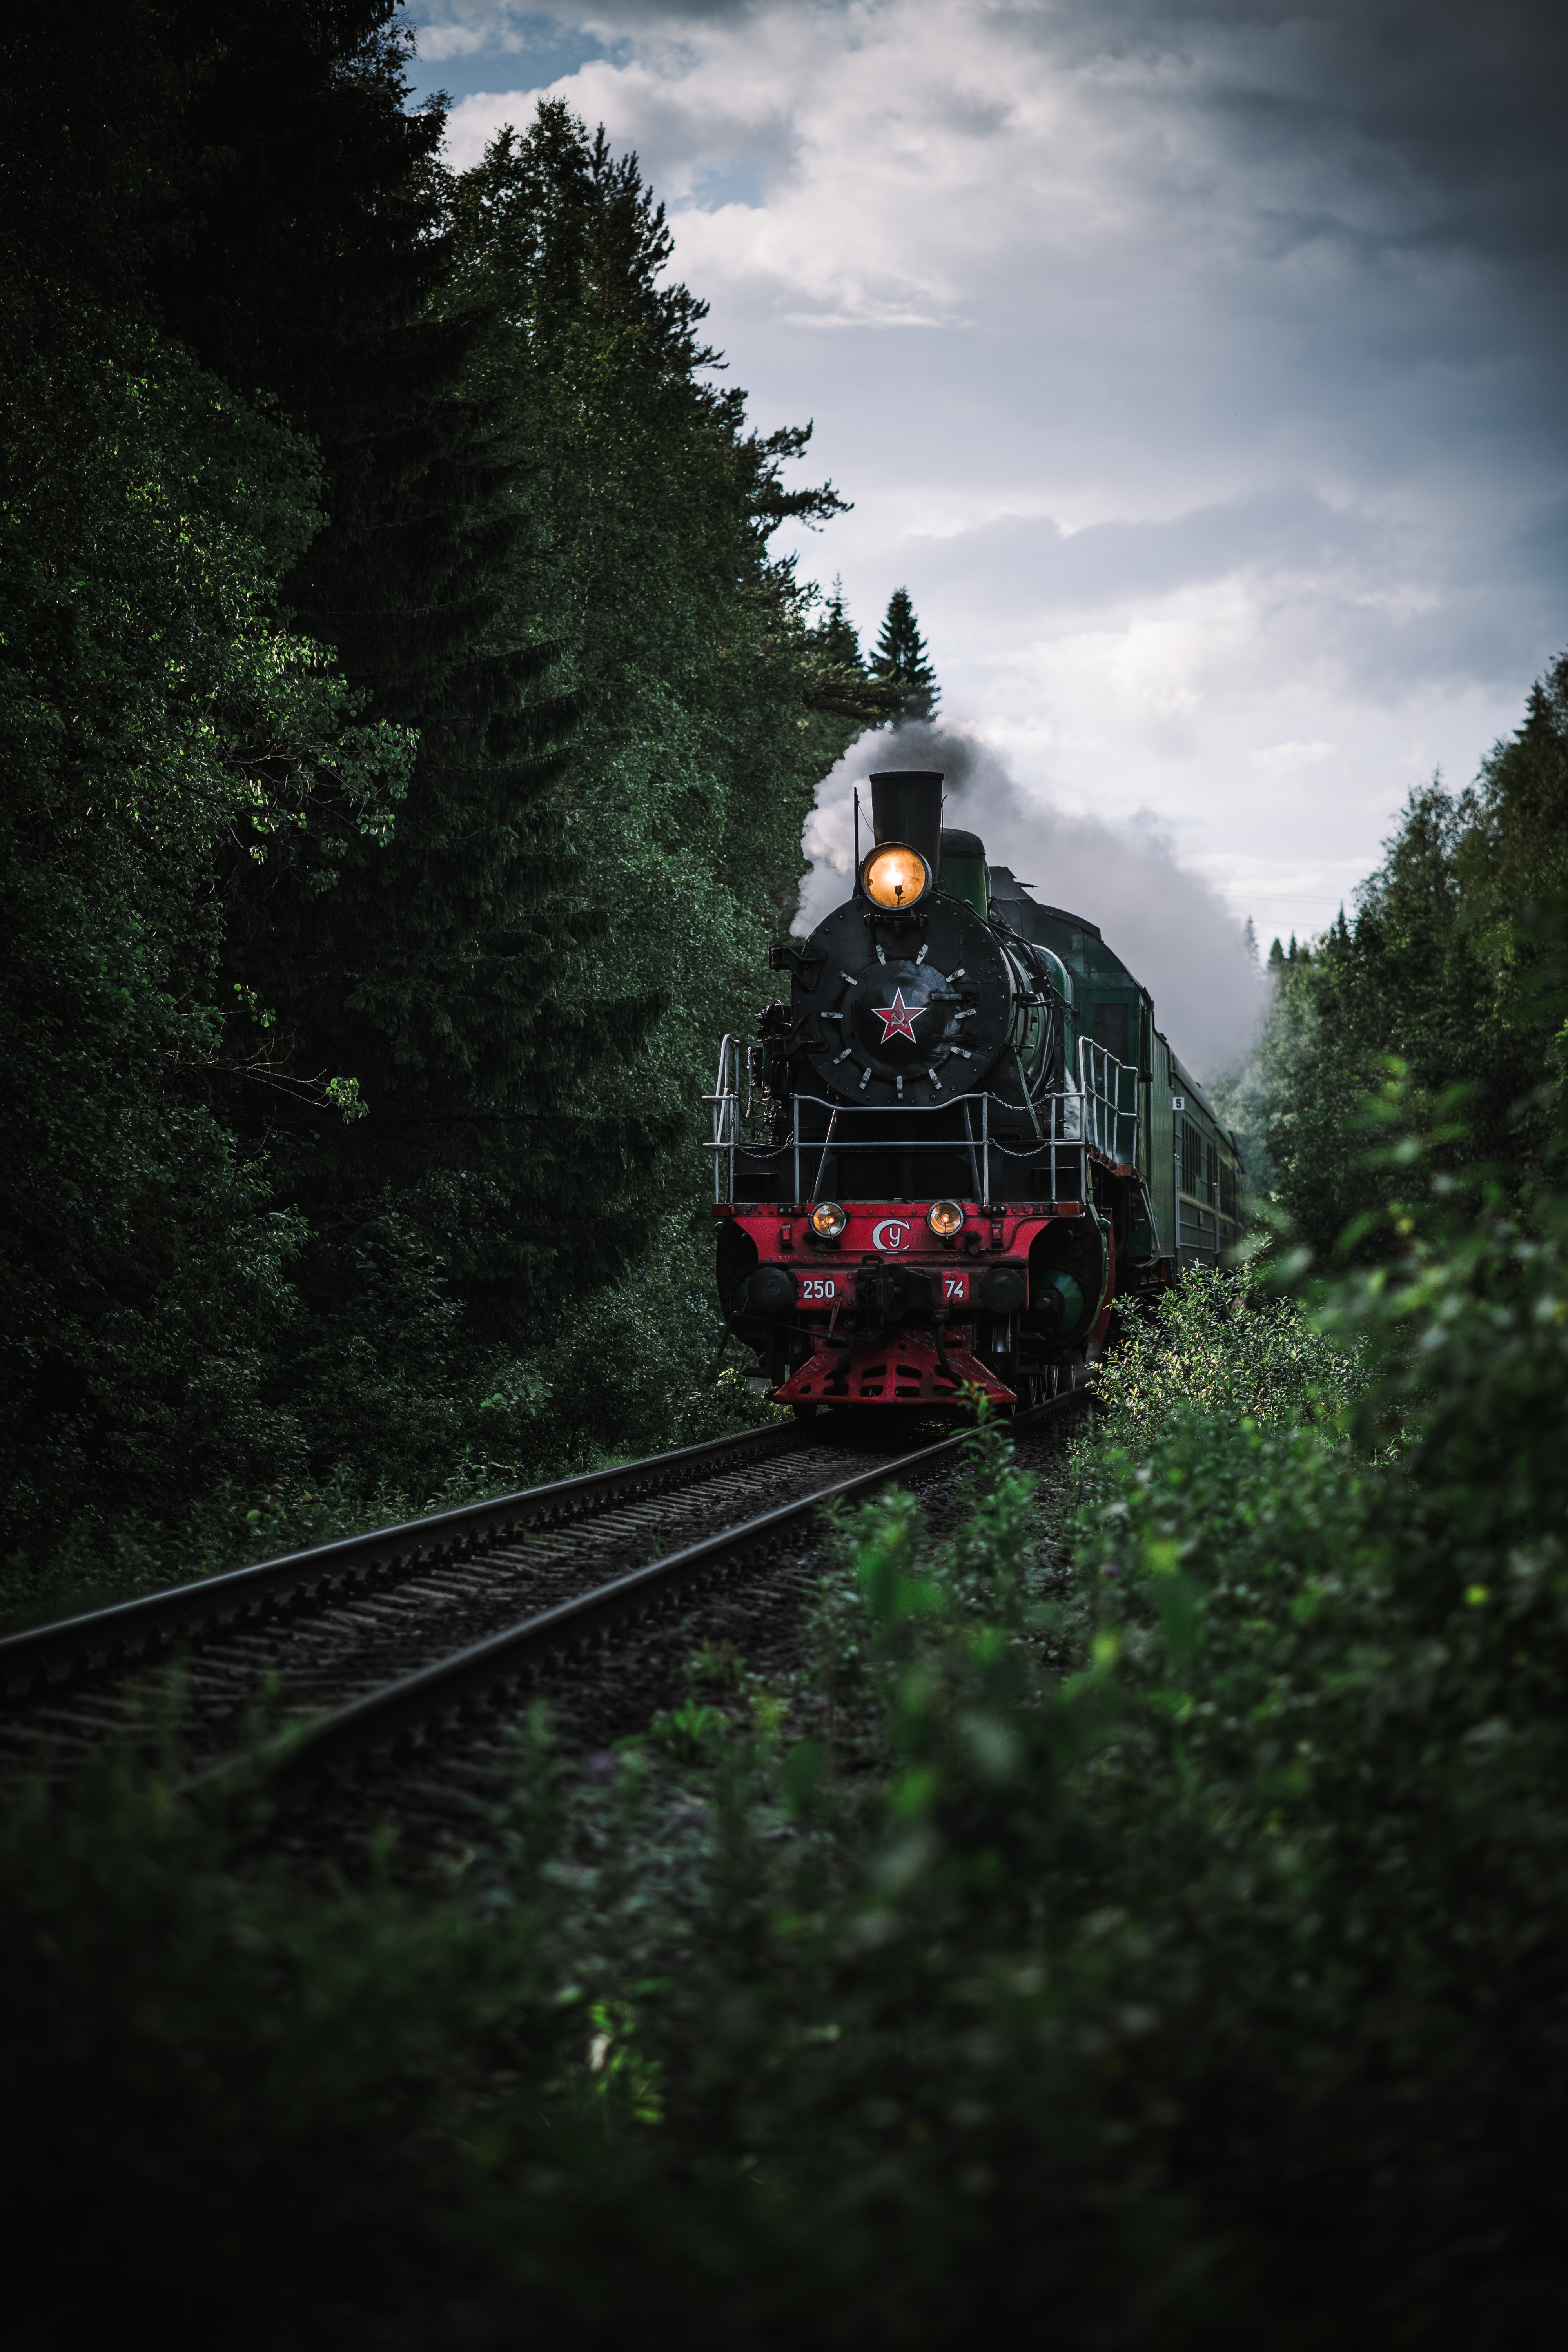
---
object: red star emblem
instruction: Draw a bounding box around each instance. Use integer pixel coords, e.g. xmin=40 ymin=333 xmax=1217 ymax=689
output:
xmin=872 ymin=987 xmax=921 ymax=1044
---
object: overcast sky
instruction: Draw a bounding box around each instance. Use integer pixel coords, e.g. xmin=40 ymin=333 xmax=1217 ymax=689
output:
xmin=407 ymin=0 xmax=1568 ymax=951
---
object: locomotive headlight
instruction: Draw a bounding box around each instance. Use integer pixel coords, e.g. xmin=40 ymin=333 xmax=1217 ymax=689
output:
xmin=860 ymin=842 xmax=930 ymax=909
xmin=926 ymin=1199 xmax=965 ymax=1239
xmin=809 ymin=1200 xmax=848 ymax=1240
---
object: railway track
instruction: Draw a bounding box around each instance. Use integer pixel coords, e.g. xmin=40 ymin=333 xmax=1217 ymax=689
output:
xmin=0 ymin=1394 xmax=1093 ymax=1837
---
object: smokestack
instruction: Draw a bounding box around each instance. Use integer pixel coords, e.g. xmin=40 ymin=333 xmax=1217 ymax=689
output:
xmin=869 ymin=771 xmax=943 ymax=873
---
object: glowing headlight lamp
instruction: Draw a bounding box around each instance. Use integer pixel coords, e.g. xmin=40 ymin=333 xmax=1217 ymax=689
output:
xmin=809 ymin=1200 xmax=848 ymax=1240
xmin=860 ymin=842 xmax=930 ymax=910
xmin=926 ymin=1199 xmax=965 ymax=1239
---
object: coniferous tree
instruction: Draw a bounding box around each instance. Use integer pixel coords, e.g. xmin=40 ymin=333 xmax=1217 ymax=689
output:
xmin=0 ymin=30 xmax=875 ymax=1563
xmin=1453 ymin=649 xmax=1568 ymax=1136
xmin=0 ymin=7 xmax=605 ymax=1503
xmin=870 ymin=586 xmax=940 ymax=721
xmin=799 ymin=578 xmax=900 ymax=730
xmin=448 ymin=103 xmax=864 ymax=1074
xmin=817 ymin=580 xmax=862 ymax=670
xmin=131 ymin=8 xmax=615 ymax=1368
xmin=0 ymin=298 xmax=415 ymax=1563
xmin=1253 ymin=683 xmax=1568 ymax=1263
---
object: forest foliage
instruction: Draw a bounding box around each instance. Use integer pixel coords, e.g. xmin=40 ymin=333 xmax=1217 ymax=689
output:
xmin=7 ymin=14 xmax=1568 ymax=2331
xmin=0 ymin=5 xmax=899 ymax=1619
xmin=1227 ymin=647 xmax=1568 ymax=1257
xmin=13 ymin=1134 xmax=1568 ymax=2344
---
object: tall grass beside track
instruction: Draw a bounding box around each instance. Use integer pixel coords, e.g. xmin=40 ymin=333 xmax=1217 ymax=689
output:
xmin=7 ymin=1090 xmax=1568 ymax=2345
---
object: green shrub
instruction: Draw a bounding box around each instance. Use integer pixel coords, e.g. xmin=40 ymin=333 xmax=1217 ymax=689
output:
xmin=1100 ymin=1261 xmax=1363 ymax=1437
xmin=0 ymin=1203 xmax=781 ymax=1632
xmin=11 ymin=1096 xmax=1568 ymax=2345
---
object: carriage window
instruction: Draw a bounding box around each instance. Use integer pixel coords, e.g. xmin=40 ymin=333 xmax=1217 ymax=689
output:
xmin=1093 ymin=1001 xmax=1128 ymax=1060
xmin=1180 ymin=1117 xmax=1200 ymax=1196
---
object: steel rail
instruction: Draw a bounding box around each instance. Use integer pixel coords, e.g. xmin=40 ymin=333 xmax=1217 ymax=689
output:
xmin=192 ymin=1387 xmax=1097 ymax=1799
xmin=0 ymin=1421 xmax=812 ymax=1695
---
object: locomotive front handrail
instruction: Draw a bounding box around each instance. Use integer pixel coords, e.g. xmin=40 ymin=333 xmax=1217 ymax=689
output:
xmin=709 ymin=1034 xmax=1139 ymax=1208
xmin=778 ymin=1087 xmax=1112 ymax=1204
xmin=1075 ymin=1036 xmax=1140 ymax=1167
xmin=706 ymin=1033 xmax=739 ymax=1201
xmin=786 ymin=1089 xmax=1002 ymax=1203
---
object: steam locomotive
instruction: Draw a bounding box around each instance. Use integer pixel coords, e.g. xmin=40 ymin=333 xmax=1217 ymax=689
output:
xmin=709 ymin=771 xmax=1243 ymax=1409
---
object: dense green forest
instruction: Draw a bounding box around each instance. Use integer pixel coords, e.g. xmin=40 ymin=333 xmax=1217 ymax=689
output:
xmin=12 ymin=876 xmax=1568 ymax=2339
xmin=0 ymin=3 xmax=907 ymax=1622
xmin=1220 ymin=649 xmax=1568 ymax=1252
xmin=9 ymin=12 xmax=1568 ymax=2332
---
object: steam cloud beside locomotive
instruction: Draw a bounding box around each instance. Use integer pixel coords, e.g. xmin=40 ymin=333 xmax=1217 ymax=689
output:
xmin=710 ymin=771 xmax=1243 ymax=1408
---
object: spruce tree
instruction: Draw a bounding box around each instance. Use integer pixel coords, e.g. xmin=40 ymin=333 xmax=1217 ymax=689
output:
xmin=0 ymin=28 xmax=875 ymax=1517
xmin=799 ymin=579 xmax=900 ymax=730
xmin=0 ymin=5 xmax=614 ymax=1475
xmin=448 ymin=103 xmax=864 ymax=1077
xmin=141 ymin=7 xmax=590 ymax=1277
xmin=870 ymin=586 xmax=940 ymax=721
xmin=817 ymin=580 xmax=862 ymax=670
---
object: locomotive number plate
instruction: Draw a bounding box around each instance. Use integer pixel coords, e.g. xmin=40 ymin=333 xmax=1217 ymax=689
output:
xmin=800 ymin=1277 xmax=839 ymax=1301
xmin=942 ymin=1274 xmax=967 ymax=1301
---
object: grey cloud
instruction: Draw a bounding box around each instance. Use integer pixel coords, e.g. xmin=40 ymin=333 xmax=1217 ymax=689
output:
xmin=1519 ymin=495 xmax=1568 ymax=586
xmin=935 ymin=85 xmax=1014 ymax=141
xmin=586 ymin=2 xmax=759 ymax=13
xmin=1020 ymin=0 xmax=1568 ymax=286
xmin=896 ymin=487 xmax=1565 ymax=706
xmin=540 ymin=0 xmax=764 ymax=22
xmin=421 ymin=0 xmax=1568 ymax=943
xmin=1260 ymin=567 xmax=1567 ymax=708
xmin=799 ymin=719 xmax=1269 ymax=1081
xmin=912 ymin=494 xmax=1379 ymax=615
xmin=416 ymin=0 xmax=764 ymax=55
xmin=955 ymin=2 xmax=1568 ymax=492
xmin=443 ymin=0 xmax=1568 ymax=298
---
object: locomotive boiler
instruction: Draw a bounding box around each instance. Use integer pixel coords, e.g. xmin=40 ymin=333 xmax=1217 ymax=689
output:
xmin=709 ymin=771 xmax=1243 ymax=1409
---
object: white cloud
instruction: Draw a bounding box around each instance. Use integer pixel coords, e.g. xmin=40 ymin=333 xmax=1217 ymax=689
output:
xmin=418 ymin=0 xmax=1568 ymax=944
xmin=1251 ymin=741 xmax=1335 ymax=775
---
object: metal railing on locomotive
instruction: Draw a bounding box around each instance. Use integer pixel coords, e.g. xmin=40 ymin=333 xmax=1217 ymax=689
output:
xmin=706 ymin=1033 xmax=1140 ymax=1205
